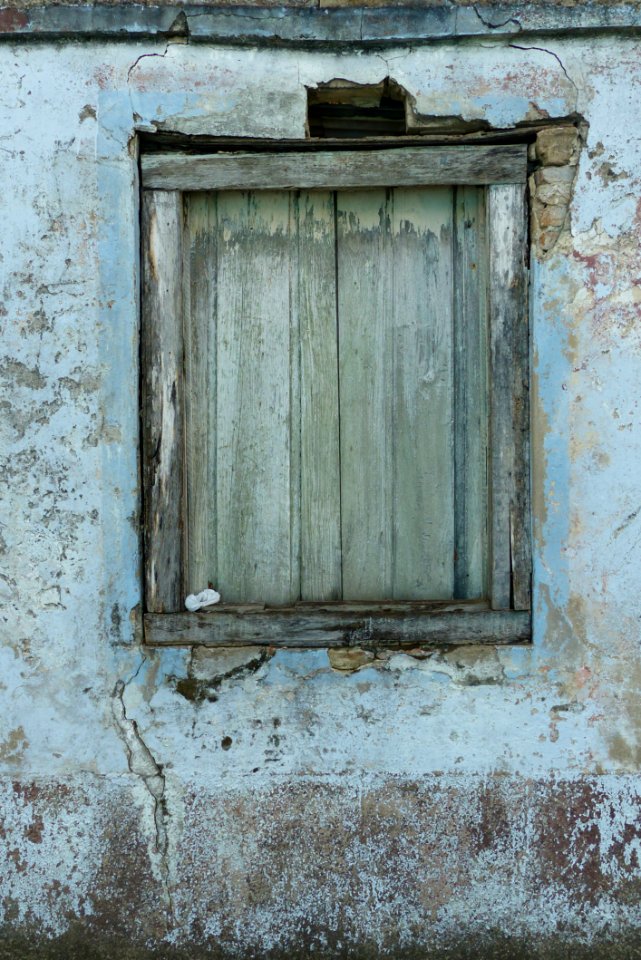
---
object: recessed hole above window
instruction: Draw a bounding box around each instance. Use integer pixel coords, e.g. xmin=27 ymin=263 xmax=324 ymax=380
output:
xmin=307 ymin=78 xmax=408 ymax=138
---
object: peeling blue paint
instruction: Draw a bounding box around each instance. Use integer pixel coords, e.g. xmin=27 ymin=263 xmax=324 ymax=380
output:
xmin=3 ymin=36 xmax=641 ymax=950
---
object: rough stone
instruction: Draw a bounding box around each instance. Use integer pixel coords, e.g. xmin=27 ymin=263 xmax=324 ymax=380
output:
xmin=534 ymin=165 xmax=577 ymax=185
xmin=328 ymin=648 xmax=376 ymax=671
xmin=536 ymin=125 xmax=581 ymax=166
xmin=190 ymin=645 xmax=266 ymax=680
xmin=529 ymin=147 xmax=579 ymax=255
xmin=536 ymin=203 xmax=568 ymax=228
xmin=535 ymin=180 xmax=574 ymax=205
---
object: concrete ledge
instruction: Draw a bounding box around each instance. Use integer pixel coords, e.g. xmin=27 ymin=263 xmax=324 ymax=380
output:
xmin=3 ymin=2 xmax=641 ymax=44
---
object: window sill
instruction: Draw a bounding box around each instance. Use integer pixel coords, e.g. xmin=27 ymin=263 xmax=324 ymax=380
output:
xmin=144 ymin=601 xmax=531 ymax=648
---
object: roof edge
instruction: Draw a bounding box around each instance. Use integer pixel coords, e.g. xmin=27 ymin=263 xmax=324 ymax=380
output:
xmin=2 ymin=2 xmax=641 ymax=44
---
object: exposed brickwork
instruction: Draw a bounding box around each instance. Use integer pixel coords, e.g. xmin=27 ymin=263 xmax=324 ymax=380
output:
xmin=529 ymin=125 xmax=582 ymax=254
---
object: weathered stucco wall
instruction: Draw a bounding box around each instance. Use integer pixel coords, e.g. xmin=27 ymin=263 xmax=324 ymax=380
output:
xmin=3 ymin=19 xmax=641 ymax=957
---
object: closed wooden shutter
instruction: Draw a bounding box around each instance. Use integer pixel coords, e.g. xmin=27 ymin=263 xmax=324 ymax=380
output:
xmin=182 ymin=185 xmax=488 ymax=605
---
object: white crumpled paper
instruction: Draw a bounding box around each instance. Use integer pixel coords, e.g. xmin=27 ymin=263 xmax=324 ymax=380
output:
xmin=185 ymin=588 xmax=221 ymax=612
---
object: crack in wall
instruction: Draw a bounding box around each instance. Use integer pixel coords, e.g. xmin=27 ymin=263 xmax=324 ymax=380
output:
xmin=613 ymin=505 xmax=641 ymax=538
xmin=111 ymin=666 xmax=174 ymax=919
xmin=509 ymin=43 xmax=579 ymax=105
xmin=127 ymin=41 xmax=176 ymax=83
xmin=472 ymin=4 xmax=521 ymax=31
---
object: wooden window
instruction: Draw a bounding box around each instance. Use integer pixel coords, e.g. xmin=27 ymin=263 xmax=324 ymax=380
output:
xmin=140 ymin=146 xmax=531 ymax=648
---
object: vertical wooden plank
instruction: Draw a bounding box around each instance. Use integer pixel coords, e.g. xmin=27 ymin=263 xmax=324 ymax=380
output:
xmin=390 ymin=187 xmax=455 ymax=599
xmin=141 ymin=190 xmax=184 ymax=613
xmin=337 ymin=189 xmax=393 ymax=600
xmin=289 ymin=193 xmax=301 ymax=606
xmin=183 ymin=193 xmax=217 ymax=594
xmin=488 ymin=182 xmax=529 ymax=610
xmin=453 ymin=186 xmax=489 ymax=600
xmin=298 ymin=191 xmax=342 ymax=600
xmin=215 ymin=190 xmax=296 ymax=605
xmin=509 ymin=194 xmax=531 ymax=612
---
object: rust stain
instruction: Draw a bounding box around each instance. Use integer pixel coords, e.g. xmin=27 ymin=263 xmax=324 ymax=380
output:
xmin=0 ymin=7 xmax=28 ymax=31
xmin=93 ymin=64 xmax=117 ymax=91
xmin=0 ymin=726 xmax=28 ymax=762
xmin=7 ymin=847 xmax=27 ymax=875
xmin=537 ymin=583 xmax=590 ymax=667
xmin=24 ymin=814 xmax=44 ymax=844
xmin=12 ymin=781 xmax=40 ymax=804
xmin=605 ymin=662 xmax=641 ymax=768
xmin=536 ymin=779 xmax=607 ymax=905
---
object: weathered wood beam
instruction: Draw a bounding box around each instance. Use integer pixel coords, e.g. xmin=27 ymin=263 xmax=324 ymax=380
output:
xmin=141 ymin=146 xmax=527 ymax=192
xmin=145 ymin=603 xmax=531 ymax=647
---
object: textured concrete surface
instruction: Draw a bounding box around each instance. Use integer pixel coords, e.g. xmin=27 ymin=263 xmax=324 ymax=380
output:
xmin=3 ymin=28 xmax=641 ymax=958
xmin=3 ymin=0 xmax=640 ymax=9
xmin=5 ymin=4 xmax=641 ymax=44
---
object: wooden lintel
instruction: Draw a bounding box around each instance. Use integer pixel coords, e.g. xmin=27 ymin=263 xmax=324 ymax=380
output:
xmin=141 ymin=145 xmax=527 ymax=192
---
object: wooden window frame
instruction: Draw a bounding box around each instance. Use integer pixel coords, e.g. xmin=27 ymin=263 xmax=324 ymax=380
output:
xmin=140 ymin=144 xmax=531 ymax=649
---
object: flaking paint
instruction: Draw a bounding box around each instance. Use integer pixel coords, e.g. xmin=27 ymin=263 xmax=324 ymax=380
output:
xmin=3 ymin=32 xmax=641 ymax=956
